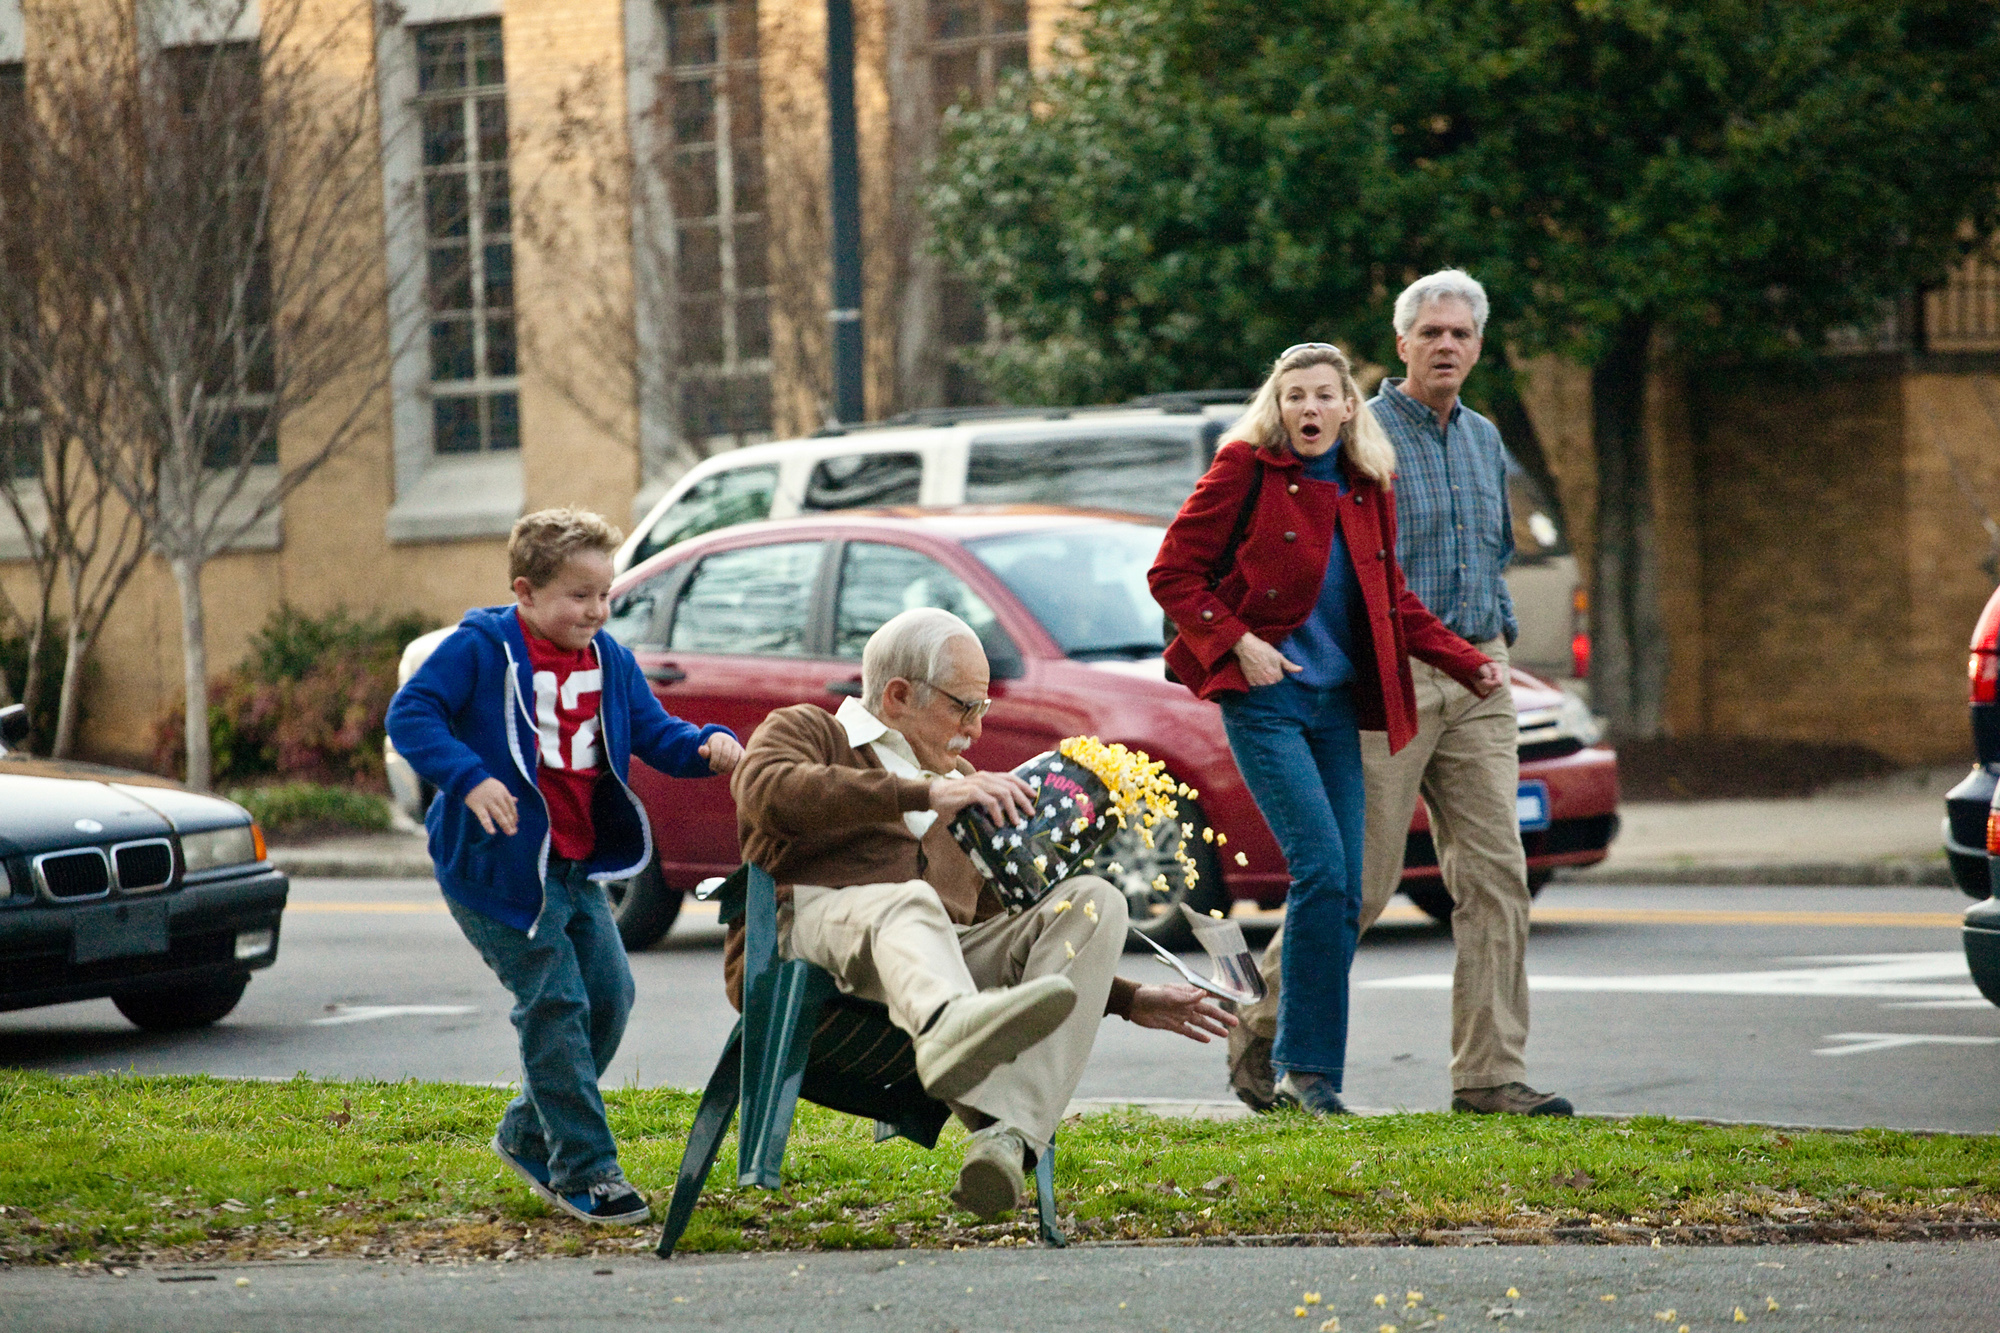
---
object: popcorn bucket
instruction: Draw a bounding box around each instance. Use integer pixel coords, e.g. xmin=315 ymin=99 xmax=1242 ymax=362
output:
xmin=949 ymin=750 xmax=1119 ymax=912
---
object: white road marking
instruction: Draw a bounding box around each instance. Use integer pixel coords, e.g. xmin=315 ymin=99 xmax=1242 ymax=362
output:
xmin=1362 ymin=952 xmax=1983 ymax=1002
xmin=1815 ymin=1033 xmax=2000 ymax=1057
xmin=312 ymin=1005 xmax=478 ymax=1026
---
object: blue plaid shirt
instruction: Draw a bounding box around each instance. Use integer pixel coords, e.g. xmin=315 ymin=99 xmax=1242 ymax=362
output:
xmin=1369 ymin=378 xmax=1517 ymax=646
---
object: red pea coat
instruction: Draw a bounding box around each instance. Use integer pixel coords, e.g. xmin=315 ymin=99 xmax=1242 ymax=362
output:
xmin=1148 ymin=438 xmax=1491 ymax=754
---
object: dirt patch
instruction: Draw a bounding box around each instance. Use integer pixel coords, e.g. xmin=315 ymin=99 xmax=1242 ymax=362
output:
xmin=1615 ymin=737 xmax=1903 ymax=802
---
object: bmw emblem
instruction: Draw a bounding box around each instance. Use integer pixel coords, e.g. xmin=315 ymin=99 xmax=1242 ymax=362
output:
xmin=74 ymin=818 xmax=103 ymax=834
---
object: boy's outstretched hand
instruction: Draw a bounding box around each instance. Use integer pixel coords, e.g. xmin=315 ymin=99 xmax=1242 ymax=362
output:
xmin=465 ymin=777 xmax=519 ymax=836
xmin=700 ymin=732 xmax=743 ymax=774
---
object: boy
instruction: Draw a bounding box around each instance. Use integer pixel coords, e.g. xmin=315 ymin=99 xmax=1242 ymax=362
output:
xmin=386 ymin=508 xmax=742 ymax=1225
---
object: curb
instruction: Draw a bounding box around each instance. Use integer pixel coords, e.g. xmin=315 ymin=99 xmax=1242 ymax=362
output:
xmin=269 ymin=848 xmax=433 ymax=880
xmin=1559 ymin=859 xmax=1953 ymax=888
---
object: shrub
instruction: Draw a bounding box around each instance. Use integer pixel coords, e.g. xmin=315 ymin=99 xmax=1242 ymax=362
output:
xmin=227 ymin=782 xmax=391 ymax=837
xmin=153 ymin=604 xmax=436 ymax=788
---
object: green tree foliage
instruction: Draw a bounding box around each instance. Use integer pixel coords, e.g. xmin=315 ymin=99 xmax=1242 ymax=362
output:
xmin=929 ymin=0 xmax=2000 ymax=735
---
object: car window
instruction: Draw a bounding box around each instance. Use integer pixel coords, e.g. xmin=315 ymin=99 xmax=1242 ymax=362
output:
xmin=605 ymin=567 xmax=676 ymax=650
xmin=968 ymin=524 xmax=1167 ymax=659
xmin=668 ymin=541 xmax=825 ymax=657
xmin=964 ymin=433 xmax=1200 ymax=519
xmin=833 ymin=541 xmax=1021 ymax=675
xmin=802 ymin=452 xmax=923 ymax=510
xmin=631 ymin=465 xmax=778 ymax=567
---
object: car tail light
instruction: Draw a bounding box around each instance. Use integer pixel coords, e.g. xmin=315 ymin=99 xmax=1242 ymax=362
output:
xmin=1971 ymin=589 xmax=2000 ymax=705
xmin=1987 ymin=811 xmax=2000 ymax=855
xmin=1571 ymin=587 xmax=1591 ymax=679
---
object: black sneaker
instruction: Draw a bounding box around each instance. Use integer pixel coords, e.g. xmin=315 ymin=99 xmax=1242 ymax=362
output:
xmin=1452 ymin=1082 xmax=1575 ymax=1116
xmin=555 ymin=1180 xmax=651 ymax=1226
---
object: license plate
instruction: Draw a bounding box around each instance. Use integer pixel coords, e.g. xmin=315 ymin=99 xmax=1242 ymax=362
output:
xmin=71 ymin=900 xmax=170 ymax=965
xmin=1516 ymin=780 xmax=1552 ymax=832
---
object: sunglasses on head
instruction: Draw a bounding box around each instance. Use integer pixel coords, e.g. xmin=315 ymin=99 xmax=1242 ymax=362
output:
xmin=1280 ymin=342 xmax=1340 ymax=359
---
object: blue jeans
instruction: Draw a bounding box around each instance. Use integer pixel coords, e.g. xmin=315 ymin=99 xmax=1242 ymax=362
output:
xmin=1219 ymin=680 xmax=1366 ymax=1086
xmin=446 ymin=858 xmax=635 ymax=1193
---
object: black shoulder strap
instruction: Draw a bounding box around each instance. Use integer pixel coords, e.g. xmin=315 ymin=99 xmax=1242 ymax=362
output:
xmin=1207 ymin=459 xmax=1265 ymax=590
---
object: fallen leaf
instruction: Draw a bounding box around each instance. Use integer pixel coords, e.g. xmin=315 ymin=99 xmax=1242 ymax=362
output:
xmin=1486 ymin=1308 xmax=1520 ymax=1321
xmin=1557 ymin=1168 xmax=1594 ymax=1189
xmin=1198 ymin=1174 xmax=1236 ymax=1196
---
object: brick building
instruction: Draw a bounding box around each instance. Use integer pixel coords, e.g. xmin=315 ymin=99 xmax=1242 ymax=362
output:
xmin=1 ymin=0 xmax=1997 ymax=768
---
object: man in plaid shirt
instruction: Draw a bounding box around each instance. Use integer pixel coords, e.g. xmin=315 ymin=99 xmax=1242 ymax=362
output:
xmin=1233 ymin=270 xmax=1573 ymax=1118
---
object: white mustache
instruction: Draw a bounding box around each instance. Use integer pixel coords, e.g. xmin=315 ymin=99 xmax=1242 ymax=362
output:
xmin=945 ymin=736 xmax=972 ymax=753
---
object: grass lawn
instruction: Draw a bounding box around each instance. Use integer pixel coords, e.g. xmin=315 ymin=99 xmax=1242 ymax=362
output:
xmin=2 ymin=1072 xmax=1997 ymax=1265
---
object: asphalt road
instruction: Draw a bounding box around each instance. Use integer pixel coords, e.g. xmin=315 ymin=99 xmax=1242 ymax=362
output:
xmin=3 ymin=879 xmax=1994 ymax=1132
xmin=2 ymin=1240 xmax=1996 ymax=1333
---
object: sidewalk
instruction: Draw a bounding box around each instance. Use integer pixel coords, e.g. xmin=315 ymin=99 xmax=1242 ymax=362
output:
xmin=266 ymin=764 xmax=1971 ymax=887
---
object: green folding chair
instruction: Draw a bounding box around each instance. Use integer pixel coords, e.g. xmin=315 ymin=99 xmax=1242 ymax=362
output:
xmin=655 ymin=864 xmax=1065 ymax=1258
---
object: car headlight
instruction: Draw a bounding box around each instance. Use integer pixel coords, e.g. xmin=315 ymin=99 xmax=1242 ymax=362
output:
xmin=1554 ymin=690 xmax=1603 ymax=746
xmin=182 ymin=824 xmax=266 ymax=873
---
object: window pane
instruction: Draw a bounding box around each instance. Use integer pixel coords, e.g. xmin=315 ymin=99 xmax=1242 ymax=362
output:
xmin=995 ymin=0 xmax=1029 ymax=32
xmin=803 ymin=453 xmax=922 ymax=511
xmin=733 ymin=220 xmax=766 ymax=287
xmin=481 ymin=167 xmax=511 ymax=233
xmin=423 ymin=102 xmax=465 ymax=167
xmin=964 ymin=433 xmax=1199 ymax=518
xmin=607 ymin=569 xmax=675 ymax=648
xmin=417 ymin=28 xmax=467 ymax=94
xmin=485 ymin=316 xmax=517 ymax=376
xmin=476 ymin=97 xmax=508 ymax=165
xmin=672 ymin=147 xmax=720 ymax=218
xmin=668 ymin=4 xmax=720 ymax=67
xmin=833 ymin=542 xmax=1009 ymax=665
xmin=929 ymin=0 xmax=979 ymax=40
xmin=633 ymin=464 xmax=778 ymax=565
xmin=679 ymin=296 xmax=724 ymax=364
xmin=482 ymin=243 xmax=513 ymax=309
xmin=670 ymin=541 xmax=825 ymax=657
xmin=434 ymin=396 xmax=481 ymax=453
xmin=425 ymin=174 xmax=470 ymax=240
xmin=737 ymin=295 xmax=771 ymax=359
xmin=672 ymin=77 xmax=716 ymax=144
xmin=429 ymin=245 xmax=472 ymax=311
xmin=677 ymin=225 xmax=722 ymax=294
xmin=470 ymin=20 xmax=505 ymax=88
xmin=431 ymin=318 xmax=475 ymax=381
xmin=727 ymin=67 xmax=762 ymax=140
xmin=488 ymin=391 xmax=520 ymax=450
xmin=732 ymin=145 xmax=765 ymax=214
xmin=726 ymin=1 xmax=759 ymax=60
xmin=932 ymin=51 xmax=978 ymax=111
xmin=995 ymin=39 xmax=1028 ymax=81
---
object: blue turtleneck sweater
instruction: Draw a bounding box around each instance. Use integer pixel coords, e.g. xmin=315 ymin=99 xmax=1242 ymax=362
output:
xmin=1276 ymin=448 xmax=1361 ymax=690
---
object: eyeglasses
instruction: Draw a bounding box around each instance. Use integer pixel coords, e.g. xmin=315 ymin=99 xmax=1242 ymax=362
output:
xmin=1280 ymin=342 xmax=1340 ymax=359
xmin=924 ymin=681 xmax=993 ymax=723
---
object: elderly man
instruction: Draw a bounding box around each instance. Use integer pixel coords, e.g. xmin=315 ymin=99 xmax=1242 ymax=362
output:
xmin=728 ymin=607 xmax=1232 ymax=1219
xmin=1231 ymin=269 xmax=1573 ymax=1118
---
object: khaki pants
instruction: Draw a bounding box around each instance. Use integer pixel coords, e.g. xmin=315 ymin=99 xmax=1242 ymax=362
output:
xmin=1241 ymin=638 xmax=1532 ymax=1090
xmin=782 ymin=876 xmax=1126 ymax=1158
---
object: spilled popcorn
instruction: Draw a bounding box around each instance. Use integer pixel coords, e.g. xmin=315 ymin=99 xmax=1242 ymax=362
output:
xmin=1058 ymin=735 xmax=1202 ymax=893
xmin=1235 ymin=851 xmax=1249 ymax=866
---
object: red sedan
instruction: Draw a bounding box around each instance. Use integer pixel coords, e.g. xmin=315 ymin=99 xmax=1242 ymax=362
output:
xmin=602 ymin=508 xmax=1618 ymax=945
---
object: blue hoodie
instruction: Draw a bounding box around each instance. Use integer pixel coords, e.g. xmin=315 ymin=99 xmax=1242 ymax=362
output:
xmin=384 ymin=605 xmax=735 ymax=933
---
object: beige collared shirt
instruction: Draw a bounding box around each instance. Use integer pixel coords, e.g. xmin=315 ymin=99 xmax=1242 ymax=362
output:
xmin=835 ymin=696 xmax=940 ymax=839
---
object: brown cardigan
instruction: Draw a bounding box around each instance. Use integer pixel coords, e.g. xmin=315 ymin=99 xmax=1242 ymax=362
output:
xmin=724 ymin=702 xmax=1139 ymax=1019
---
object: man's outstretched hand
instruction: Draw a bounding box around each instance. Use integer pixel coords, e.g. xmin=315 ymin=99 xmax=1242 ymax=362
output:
xmin=1127 ymin=982 xmax=1236 ymax=1042
xmin=928 ymin=771 xmax=1036 ymax=827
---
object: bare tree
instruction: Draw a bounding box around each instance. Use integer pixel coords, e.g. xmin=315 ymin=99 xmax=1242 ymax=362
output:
xmin=3 ymin=0 xmax=395 ymax=787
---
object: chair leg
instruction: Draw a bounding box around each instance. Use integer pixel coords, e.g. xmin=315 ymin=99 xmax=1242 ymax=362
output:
xmin=737 ymin=961 xmax=837 ymax=1189
xmin=656 ymin=1024 xmax=744 ymax=1259
xmin=1035 ymin=1135 xmax=1065 ymax=1248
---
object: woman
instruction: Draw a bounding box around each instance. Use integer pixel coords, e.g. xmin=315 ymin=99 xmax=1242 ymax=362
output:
xmin=1148 ymin=343 xmax=1504 ymax=1113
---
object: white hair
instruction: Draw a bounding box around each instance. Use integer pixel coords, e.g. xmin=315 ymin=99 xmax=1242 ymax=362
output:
xmin=1393 ymin=269 xmax=1489 ymax=337
xmin=862 ymin=608 xmax=982 ymax=711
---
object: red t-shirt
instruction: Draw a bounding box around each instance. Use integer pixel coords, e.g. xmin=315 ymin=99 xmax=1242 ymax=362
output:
xmin=519 ymin=614 xmax=604 ymax=862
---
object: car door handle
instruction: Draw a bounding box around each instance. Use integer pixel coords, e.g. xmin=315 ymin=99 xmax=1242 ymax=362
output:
xmin=643 ymin=664 xmax=687 ymax=684
xmin=825 ymin=679 xmax=862 ymax=697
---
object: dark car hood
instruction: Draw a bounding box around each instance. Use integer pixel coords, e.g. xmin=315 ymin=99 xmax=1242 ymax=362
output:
xmin=0 ymin=757 xmax=245 ymax=857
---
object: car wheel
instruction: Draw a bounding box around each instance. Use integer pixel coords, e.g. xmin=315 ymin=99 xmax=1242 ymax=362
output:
xmin=112 ymin=975 xmax=250 ymax=1031
xmin=607 ymin=858 xmax=683 ymax=951
xmin=1965 ymin=897 xmax=2000 ymax=1007
xmin=1096 ymin=800 xmax=1225 ymax=951
xmin=1402 ymin=870 xmax=1551 ymax=926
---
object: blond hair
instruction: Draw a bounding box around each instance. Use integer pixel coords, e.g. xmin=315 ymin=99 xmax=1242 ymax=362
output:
xmin=1221 ymin=344 xmax=1396 ymax=485
xmin=508 ymin=508 xmax=624 ymax=588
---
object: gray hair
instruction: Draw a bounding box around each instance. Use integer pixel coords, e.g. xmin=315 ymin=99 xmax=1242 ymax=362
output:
xmin=862 ymin=608 xmax=982 ymax=711
xmin=1393 ymin=269 xmax=1489 ymax=337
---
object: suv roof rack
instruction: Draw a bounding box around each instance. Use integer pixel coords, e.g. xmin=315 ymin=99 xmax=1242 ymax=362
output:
xmin=1124 ymin=390 xmax=1254 ymax=412
xmin=877 ymin=405 xmax=1079 ymax=428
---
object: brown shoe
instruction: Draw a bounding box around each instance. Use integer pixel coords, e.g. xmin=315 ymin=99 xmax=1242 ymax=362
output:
xmin=1452 ymin=1082 xmax=1575 ymax=1116
xmin=1226 ymin=1021 xmax=1280 ymax=1113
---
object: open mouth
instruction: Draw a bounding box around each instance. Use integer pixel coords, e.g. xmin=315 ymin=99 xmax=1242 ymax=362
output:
xmin=1299 ymin=422 xmax=1322 ymax=442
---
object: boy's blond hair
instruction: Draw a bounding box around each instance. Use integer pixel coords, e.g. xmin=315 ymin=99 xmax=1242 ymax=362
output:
xmin=508 ymin=508 xmax=624 ymax=588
